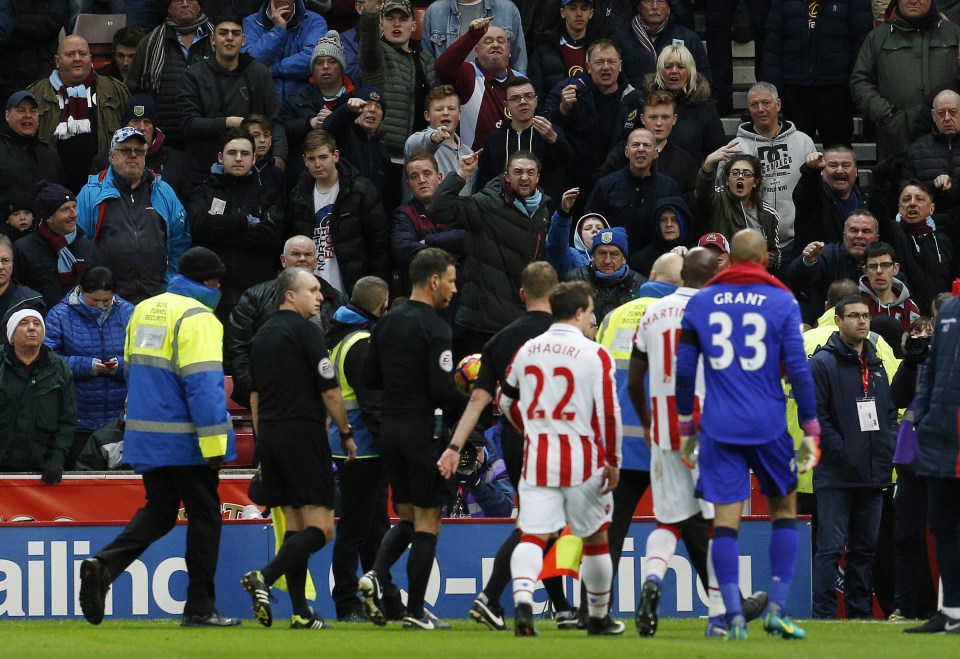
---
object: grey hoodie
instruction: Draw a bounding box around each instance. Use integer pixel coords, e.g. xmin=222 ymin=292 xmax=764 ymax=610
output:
xmin=734 ymin=120 xmax=816 ymax=250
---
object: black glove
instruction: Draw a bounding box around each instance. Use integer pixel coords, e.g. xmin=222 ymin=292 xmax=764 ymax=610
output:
xmin=458 ymin=468 xmax=482 ymax=489
xmin=206 ymin=455 xmax=225 ymax=471
xmin=41 ymin=454 xmax=64 ymax=485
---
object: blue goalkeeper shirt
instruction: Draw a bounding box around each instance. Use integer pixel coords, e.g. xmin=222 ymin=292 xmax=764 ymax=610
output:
xmin=675 ymin=280 xmax=817 ymax=445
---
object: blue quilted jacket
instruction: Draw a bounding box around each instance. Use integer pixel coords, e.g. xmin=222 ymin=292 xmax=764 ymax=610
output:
xmin=43 ymin=287 xmax=134 ymax=433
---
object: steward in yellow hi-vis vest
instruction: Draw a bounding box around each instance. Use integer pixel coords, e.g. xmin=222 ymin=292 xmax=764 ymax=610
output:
xmin=79 ymin=246 xmax=240 ymax=629
xmin=123 ymin=260 xmax=235 ymax=470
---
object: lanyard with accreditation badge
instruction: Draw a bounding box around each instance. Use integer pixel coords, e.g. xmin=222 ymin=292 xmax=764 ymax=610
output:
xmin=855 ymin=352 xmax=880 ymax=432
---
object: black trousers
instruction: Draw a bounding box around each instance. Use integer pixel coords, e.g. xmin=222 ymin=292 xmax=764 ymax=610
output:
xmin=894 ymin=471 xmax=937 ymax=618
xmin=927 ymin=477 xmax=960 ymax=609
xmin=95 ymin=465 xmax=222 ymax=617
xmin=779 ymin=84 xmax=856 ymax=149
xmin=609 ymin=468 xmax=651 ymax=572
xmin=331 ymin=457 xmax=390 ymax=616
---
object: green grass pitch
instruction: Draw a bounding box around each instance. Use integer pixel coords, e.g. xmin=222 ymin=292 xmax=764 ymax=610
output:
xmin=3 ymin=617 xmax=958 ymax=658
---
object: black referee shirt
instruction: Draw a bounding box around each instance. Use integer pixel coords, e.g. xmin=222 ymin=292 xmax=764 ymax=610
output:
xmin=250 ymin=309 xmax=338 ymax=423
xmin=475 ymin=310 xmax=553 ymax=396
xmin=366 ymin=300 xmax=463 ymax=419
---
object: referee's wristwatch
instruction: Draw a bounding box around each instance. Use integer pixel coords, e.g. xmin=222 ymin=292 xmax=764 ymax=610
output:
xmin=340 ymin=426 xmax=354 ymax=439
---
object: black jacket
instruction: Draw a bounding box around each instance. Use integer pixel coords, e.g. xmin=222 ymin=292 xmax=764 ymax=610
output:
xmin=0 ymin=0 xmax=67 ymax=100
xmin=565 ymin=264 xmax=646 ymax=323
xmin=628 ymin=194 xmax=695 ymax=276
xmin=809 ymin=332 xmax=896 ymax=489
xmin=792 ymin=163 xmax=868 ymax=249
xmin=12 ymin=225 xmax=98 ymax=309
xmin=0 ymin=122 xmax=64 ymax=202
xmin=914 ymin=296 xmax=960 ymax=479
xmin=613 ymin=18 xmax=711 ymax=91
xmin=226 ymin=274 xmax=344 ymax=407
xmin=644 ymin=73 xmax=727 ymax=164
xmin=0 ymin=281 xmax=45 ymax=345
xmin=322 ymin=101 xmax=391 ymax=194
xmin=763 ymin=0 xmax=873 ymax=88
xmin=527 ymin=25 xmax=592 ymax=97
xmin=428 ymin=174 xmax=551 ymax=334
xmin=476 ymin=120 xmax=574 ymax=204
xmin=188 ymin=167 xmax=285 ymax=309
xmin=391 ymin=197 xmax=465 ymax=294
xmin=902 ymin=129 xmax=960 ymax=236
xmin=784 ymin=242 xmax=864 ymax=325
xmin=288 ymin=160 xmax=391 ymax=295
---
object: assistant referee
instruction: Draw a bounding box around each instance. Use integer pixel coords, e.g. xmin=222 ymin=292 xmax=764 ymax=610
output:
xmin=358 ymin=248 xmax=465 ymax=630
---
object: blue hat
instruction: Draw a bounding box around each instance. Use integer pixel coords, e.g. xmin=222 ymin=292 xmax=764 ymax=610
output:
xmin=354 ymin=85 xmax=386 ymax=113
xmin=6 ymin=91 xmax=37 ymax=111
xmin=592 ymin=227 xmax=629 ymax=257
xmin=562 ymin=0 xmax=594 ymax=5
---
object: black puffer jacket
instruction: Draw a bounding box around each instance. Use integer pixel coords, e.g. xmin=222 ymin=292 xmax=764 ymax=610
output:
xmin=226 ymin=273 xmax=344 ymax=407
xmin=288 ymin=160 xmax=391 ymax=294
xmin=902 ymin=129 xmax=960 ymax=235
xmin=126 ymin=23 xmax=213 ymax=150
xmin=188 ymin=167 xmax=285 ymax=310
xmin=0 ymin=123 xmax=64 ymax=202
xmin=0 ymin=0 xmax=67 ymax=101
xmin=565 ymin=264 xmax=646 ymax=324
xmin=428 ymin=174 xmax=551 ymax=334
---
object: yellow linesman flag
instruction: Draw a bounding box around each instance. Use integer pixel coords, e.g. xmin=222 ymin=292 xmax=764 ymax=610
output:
xmin=270 ymin=507 xmax=318 ymax=600
xmin=539 ymin=525 xmax=583 ymax=579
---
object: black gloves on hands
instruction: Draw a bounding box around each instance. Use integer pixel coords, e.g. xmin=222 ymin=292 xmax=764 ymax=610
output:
xmin=41 ymin=454 xmax=64 ymax=485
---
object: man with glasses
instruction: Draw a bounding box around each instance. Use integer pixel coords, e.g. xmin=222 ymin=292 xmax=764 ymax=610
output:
xmin=808 ymin=294 xmax=897 ymax=619
xmin=859 ymin=242 xmax=920 ymax=333
xmin=76 ymin=127 xmax=190 ymax=304
xmin=476 ymin=76 xmax=572 ymax=200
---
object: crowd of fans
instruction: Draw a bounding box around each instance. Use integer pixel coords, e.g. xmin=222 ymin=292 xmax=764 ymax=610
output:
xmin=0 ymin=0 xmax=959 ymax=622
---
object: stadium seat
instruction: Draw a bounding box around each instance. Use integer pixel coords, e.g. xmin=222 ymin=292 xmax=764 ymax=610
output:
xmin=224 ymin=375 xmax=255 ymax=468
xmin=72 ymin=13 xmax=126 ymax=70
xmin=412 ymin=6 xmax=426 ymax=42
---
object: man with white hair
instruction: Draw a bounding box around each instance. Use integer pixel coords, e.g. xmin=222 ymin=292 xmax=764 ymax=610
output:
xmin=0 ymin=309 xmax=76 ymax=484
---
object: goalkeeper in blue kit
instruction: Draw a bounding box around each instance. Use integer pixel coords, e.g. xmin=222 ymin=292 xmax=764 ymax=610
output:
xmin=675 ymin=230 xmax=820 ymax=640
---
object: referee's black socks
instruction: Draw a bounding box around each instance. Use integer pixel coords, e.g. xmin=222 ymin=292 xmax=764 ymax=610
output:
xmin=373 ymin=520 xmax=415 ymax=578
xmin=262 ymin=526 xmax=327 ymax=588
xmin=406 ymin=531 xmax=438 ymax=618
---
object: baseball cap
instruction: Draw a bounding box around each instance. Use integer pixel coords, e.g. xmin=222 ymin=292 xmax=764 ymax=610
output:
xmin=6 ymin=91 xmax=37 ymax=111
xmin=382 ymin=0 xmax=412 ymax=16
xmin=698 ymin=232 xmax=730 ymax=254
xmin=111 ymin=126 xmax=147 ymax=148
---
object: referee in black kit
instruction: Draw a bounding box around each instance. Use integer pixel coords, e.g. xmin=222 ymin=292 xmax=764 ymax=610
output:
xmin=358 ymin=248 xmax=465 ymax=630
xmin=241 ymin=268 xmax=356 ymax=630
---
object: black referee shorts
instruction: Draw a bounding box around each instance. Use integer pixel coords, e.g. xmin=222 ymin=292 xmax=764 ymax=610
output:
xmin=379 ymin=420 xmax=454 ymax=509
xmin=258 ymin=419 xmax=335 ymax=509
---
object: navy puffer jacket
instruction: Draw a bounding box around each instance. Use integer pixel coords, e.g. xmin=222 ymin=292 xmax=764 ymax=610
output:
xmin=43 ymin=287 xmax=134 ymax=433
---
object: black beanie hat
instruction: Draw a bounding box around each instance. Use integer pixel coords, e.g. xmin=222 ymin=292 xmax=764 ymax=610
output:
xmin=178 ymin=246 xmax=226 ymax=282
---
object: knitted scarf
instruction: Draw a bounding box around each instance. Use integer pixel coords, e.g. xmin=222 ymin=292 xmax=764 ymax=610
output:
xmin=38 ymin=220 xmax=83 ymax=285
xmin=502 ymin=177 xmax=543 ymax=217
xmin=631 ymin=13 xmax=669 ymax=62
xmin=50 ymin=69 xmax=95 ymax=140
xmin=141 ymin=14 xmax=212 ymax=92
xmin=896 ymin=212 xmax=935 ymax=235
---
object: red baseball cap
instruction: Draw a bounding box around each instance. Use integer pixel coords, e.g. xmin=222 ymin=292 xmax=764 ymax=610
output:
xmin=698 ymin=232 xmax=730 ymax=254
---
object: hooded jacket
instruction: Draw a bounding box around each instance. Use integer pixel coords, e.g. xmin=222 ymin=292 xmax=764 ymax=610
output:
xmin=809 ymin=332 xmax=896 ymax=489
xmin=859 ymin=275 xmax=920 ymax=333
xmin=734 ymin=120 xmax=816 ymax=248
xmin=43 ymin=286 xmax=134 ymax=433
xmin=628 ymin=194 xmax=692 ymax=277
xmin=476 ymin=119 xmax=574 ymax=202
xmin=242 ymin=0 xmax=328 ymax=103
xmin=428 ymin=173 xmax=551 ymax=334
xmin=287 ymin=159 xmax=392 ymax=294
xmin=545 ymin=210 xmax=609 ymax=278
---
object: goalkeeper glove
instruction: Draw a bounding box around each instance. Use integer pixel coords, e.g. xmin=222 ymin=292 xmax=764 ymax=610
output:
xmin=678 ymin=414 xmax=698 ymax=469
xmin=797 ymin=419 xmax=822 ymax=473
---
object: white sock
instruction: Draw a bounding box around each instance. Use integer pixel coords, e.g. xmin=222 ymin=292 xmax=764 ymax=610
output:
xmin=707 ymin=538 xmax=725 ymax=617
xmin=510 ymin=539 xmax=544 ymax=606
xmin=581 ymin=545 xmax=613 ymax=619
xmin=943 ymin=606 xmax=960 ymax=619
xmin=644 ymin=527 xmax=679 ymax=581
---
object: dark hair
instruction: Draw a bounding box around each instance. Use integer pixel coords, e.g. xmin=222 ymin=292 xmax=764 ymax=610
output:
xmin=409 ymin=248 xmax=456 ymax=286
xmin=113 ymin=26 xmax=146 ymax=49
xmin=404 ymin=150 xmax=439 ymax=173
xmin=823 ymin=144 xmax=856 ymax=161
xmin=505 ymin=76 xmax=534 ymax=93
xmin=241 ymin=114 xmax=273 ymax=133
xmin=826 ymin=279 xmax=859 ymax=307
xmin=834 ymin=293 xmax=867 ymax=319
xmin=549 ymin=281 xmax=593 ymax=321
xmin=506 ymin=150 xmax=540 ymax=173
xmin=722 ymin=154 xmax=764 ymax=208
xmin=863 ymin=241 xmax=897 ymax=264
xmin=900 ymin=178 xmax=934 ymax=199
xmin=214 ymin=10 xmax=244 ymax=28
xmin=521 ymin=261 xmax=558 ymax=300
xmin=219 ymin=127 xmax=255 ymax=151
xmin=80 ymin=266 xmax=117 ymax=293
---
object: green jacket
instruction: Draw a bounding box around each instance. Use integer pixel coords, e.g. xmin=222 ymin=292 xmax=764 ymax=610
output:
xmin=27 ymin=72 xmax=130 ymax=152
xmin=850 ymin=15 xmax=960 ymax=159
xmin=694 ymin=166 xmax=781 ymax=270
xmin=357 ymin=9 xmax=438 ymax=156
xmin=0 ymin=345 xmax=76 ymax=470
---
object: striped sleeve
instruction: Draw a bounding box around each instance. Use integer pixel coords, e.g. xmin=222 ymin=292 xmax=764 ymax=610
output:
xmin=594 ymin=346 xmax=622 ymax=468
